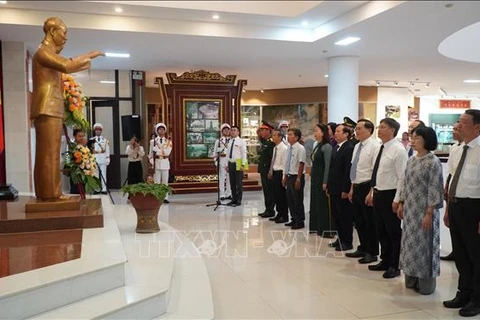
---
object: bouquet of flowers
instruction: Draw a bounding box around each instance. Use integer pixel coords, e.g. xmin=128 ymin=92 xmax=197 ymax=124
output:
xmin=62 ymin=73 xmax=90 ymax=132
xmin=64 ymin=142 xmax=101 ymax=196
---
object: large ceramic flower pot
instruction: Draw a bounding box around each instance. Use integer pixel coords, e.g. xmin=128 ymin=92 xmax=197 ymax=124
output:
xmin=129 ymin=194 xmax=162 ymax=233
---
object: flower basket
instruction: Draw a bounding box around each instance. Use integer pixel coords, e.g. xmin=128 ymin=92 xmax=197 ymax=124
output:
xmin=64 ymin=142 xmax=101 ymax=197
xmin=62 ymin=73 xmax=90 ymax=131
xmin=121 ymin=183 xmax=172 ymax=233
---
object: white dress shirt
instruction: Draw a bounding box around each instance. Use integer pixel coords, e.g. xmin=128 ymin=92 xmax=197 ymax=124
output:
xmin=126 ymin=145 xmax=145 ymax=162
xmin=272 ymin=142 xmax=288 ymax=171
xmin=448 ymin=135 xmax=480 ymax=198
xmin=374 ymin=138 xmax=408 ymax=202
xmin=351 ymin=136 xmax=381 ymax=184
xmin=227 ymin=137 xmax=247 ymax=164
xmin=285 ymin=141 xmax=306 ymax=175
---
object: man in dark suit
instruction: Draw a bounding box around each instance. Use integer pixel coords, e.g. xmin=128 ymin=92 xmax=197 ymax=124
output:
xmin=327 ymin=124 xmax=355 ymax=251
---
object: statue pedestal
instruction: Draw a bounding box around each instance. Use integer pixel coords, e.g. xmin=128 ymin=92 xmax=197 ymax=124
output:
xmin=25 ymin=195 xmax=81 ymax=213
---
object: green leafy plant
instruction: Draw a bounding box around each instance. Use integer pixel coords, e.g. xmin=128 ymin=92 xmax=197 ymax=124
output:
xmin=121 ymin=183 xmax=172 ymax=202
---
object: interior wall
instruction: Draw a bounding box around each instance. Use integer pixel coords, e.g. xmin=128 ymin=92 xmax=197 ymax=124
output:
xmin=376 ymin=87 xmax=410 ymax=138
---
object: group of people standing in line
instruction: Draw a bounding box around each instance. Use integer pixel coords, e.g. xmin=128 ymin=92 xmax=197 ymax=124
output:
xmin=214 ymin=110 xmax=480 ymax=317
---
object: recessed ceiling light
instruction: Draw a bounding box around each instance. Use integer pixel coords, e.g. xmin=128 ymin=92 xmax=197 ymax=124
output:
xmin=242 ymin=89 xmax=246 ymax=93
xmin=212 ymin=14 xmax=220 ymax=20
xmin=114 ymin=7 xmax=123 ymax=13
xmin=260 ymin=89 xmax=264 ymax=93
xmin=100 ymin=80 xmax=115 ymax=84
xmin=464 ymin=79 xmax=480 ymax=83
xmin=324 ymin=74 xmax=329 ymax=78
xmin=0 ymin=1 xmax=7 ymax=4
xmin=334 ymin=36 xmax=361 ymax=46
xmin=301 ymin=21 xmax=308 ymax=27
xmin=105 ymin=52 xmax=130 ymax=58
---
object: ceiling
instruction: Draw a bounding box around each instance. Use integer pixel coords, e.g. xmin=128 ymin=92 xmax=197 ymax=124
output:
xmin=0 ymin=1 xmax=479 ymax=98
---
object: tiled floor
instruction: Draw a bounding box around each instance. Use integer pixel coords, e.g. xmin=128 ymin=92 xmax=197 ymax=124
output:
xmin=111 ymin=165 xmax=460 ymax=319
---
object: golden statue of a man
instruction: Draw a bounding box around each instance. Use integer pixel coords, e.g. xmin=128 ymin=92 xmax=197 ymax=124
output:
xmin=31 ymin=17 xmax=104 ymax=201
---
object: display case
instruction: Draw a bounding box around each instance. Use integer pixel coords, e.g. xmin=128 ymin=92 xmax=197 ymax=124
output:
xmin=429 ymin=113 xmax=462 ymax=154
xmin=241 ymin=105 xmax=261 ymax=164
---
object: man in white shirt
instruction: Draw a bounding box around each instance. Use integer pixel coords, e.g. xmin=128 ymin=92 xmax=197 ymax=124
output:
xmin=282 ymin=128 xmax=306 ymax=230
xmin=347 ymin=119 xmax=381 ymax=263
xmin=443 ymin=110 xmax=480 ymax=317
xmin=268 ymin=129 xmax=289 ymax=223
xmin=214 ymin=123 xmax=232 ymax=200
xmin=366 ymin=118 xmax=407 ymax=279
xmin=148 ymin=123 xmax=172 ymax=203
xmin=226 ymin=126 xmax=247 ymax=207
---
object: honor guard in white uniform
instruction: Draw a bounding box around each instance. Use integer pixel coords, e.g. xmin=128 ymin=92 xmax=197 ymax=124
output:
xmin=149 ymin=123 xmax=172 ymax=203
xmin=214 ymin=123 xmax=232 ymax=200
xmin=91 ymin=123 xmax=110 ymax=194
xmin=278 ymin=120 xmax=290 ymax=145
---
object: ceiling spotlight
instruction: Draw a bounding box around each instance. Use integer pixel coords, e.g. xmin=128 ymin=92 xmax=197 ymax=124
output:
xmin=114 ymin=7 xmax=123 ymax=13
xmin=105 ymin=52 xmax=130 ymax=58
xmin=445 ymin=3 xmax=454 ymax=8
xmin=301 ymin=21 xmax=309 ymax=27
xmin=242 ymin=88 xmax=246 ymax=93
xmin=439 ymin=88 xmax=448 ymax=96
xmin=324 ymin=74 xmax=329 ymax=78
xmin=335 ymin=36 xmax=361 ymax=46
xmin=375 ymin=81 xmax=380 ymax=86
xmin=260 ymin=89 xmax=264 ymax=93
xmin=212 ymin=14 xmax=220 ymax=20
xmin=425 ymin=83 xmax=430 ymax=88
xmin=394 ymin=81 xmax=399 ymax=86
xmin=410 ymin=82 xmax=414 ymax=87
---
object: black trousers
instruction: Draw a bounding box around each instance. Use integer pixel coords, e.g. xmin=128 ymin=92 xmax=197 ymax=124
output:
xmin=373 ymin=189 xmax=401 ymax=269
xmin=272 ymin=170 xmax=288 ymax=219
xmin=330 ymin=194 xmax=354 ymax=246
xmin=286 ymin=174 xmax=305 ymax=224
xmin=228 ymin=162 xmax=243 ymax=204
xmin=352 ymin=182 xmax=379 ymax=256
xmin=260 ymin=169 xmax=275 ymax=213
xmin=449 ymin=198 xmax=480 ymax=303
xmin=127 ymin=161 xmax=144 ymax=185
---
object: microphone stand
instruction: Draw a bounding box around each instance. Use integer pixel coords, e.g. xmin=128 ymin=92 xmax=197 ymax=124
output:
xmin=206 ymin=154 xmax=228 ymax=211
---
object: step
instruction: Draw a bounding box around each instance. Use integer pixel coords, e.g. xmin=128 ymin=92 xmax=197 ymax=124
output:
xmin=33 ymin=285 xmax=168 ymax=319
xmin=0 ymin=197 xmax=126 ymax=319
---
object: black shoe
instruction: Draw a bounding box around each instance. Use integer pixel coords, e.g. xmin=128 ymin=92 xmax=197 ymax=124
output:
xmin=94 ymin=191 xmax=101 ymax=195
xmin=226 ymin=201 xmax=237 ymax=207
xmin=368 ymin=260 xmax=388 ymax=270
xmin=328 ymin=240 xmax=340 ymax=248
xmin=269 ymin=216 xmax=277 ymax=221
xmin=275 ymin=217 xmax=288 ymax=224
xmin=336 ymin=244 xmax=353 ymax=251
xmin=235 ymin=201 xmax=241 ymax=206
xmin=291 ymin=223 xmax=305 ymax=230
xmin=285 ymin=222 xmax=294 ymax=227
xmin=346 ymin=250 xmax=366 ymax=258
xmin=259 ymin=211 xmax=275 ymax=218
xmin=359 ymin=254 xmax=378 ymax=264
xmin=163 ymin=199 xmax=170 ymax=204
xmin=225 ymin=196 xmax=233 ymax=200
xmin=220 ymin=197 xmax=226 ymax=201
xmin=460 ymin=302 xmax=480 ymax=317
xmin=440 ymin=252 xmax=455 ymax=261
xmin=383 ymin=267 xmax=400 ymax=279
xmin=101 ymin=191 xmax=108 ymax=195
xmin=444 ymin=292 xmax=471 ymax=309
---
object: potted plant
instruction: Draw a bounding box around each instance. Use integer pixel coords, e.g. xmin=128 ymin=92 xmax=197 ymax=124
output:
xmin=121 ymin=183 xmax=172 ymax=233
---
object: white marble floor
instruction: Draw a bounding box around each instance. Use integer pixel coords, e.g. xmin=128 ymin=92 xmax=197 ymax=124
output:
xmin=111 ymin=169 xmax=461 ymax=320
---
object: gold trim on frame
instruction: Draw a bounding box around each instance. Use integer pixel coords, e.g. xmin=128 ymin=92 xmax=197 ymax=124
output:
xmin=166 ymin=70 xmax=236 ymax=85
xmin=174 ymin=175 xmax=218 ymax=182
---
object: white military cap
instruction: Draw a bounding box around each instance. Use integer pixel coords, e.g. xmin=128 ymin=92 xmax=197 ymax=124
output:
xmin=278 ymin=120 xmax=289 ymax=128
xmin=155 ymin=122 xmax=167 ymax=132
xmin=93 ymin=123 xmax=103 ymax=130
xmin=220 ymin=123 xmax=231 ymax=131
